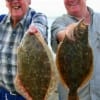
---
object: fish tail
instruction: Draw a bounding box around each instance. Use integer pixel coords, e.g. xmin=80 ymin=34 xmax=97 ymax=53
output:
xmin=68 ymin=91 xmax=79 ymax=100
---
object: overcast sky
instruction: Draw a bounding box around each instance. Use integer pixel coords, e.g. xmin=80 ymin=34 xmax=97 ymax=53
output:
xmin=0 ymin=0 xmax=100 ymax=17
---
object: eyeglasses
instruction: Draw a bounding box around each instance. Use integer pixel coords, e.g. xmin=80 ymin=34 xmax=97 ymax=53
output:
xmin=6 ymin=0 xmax=14 ymax=2
xmin=6 ymin=0 xmax=19 ymax=2
xmin=6 ymin=0 xmax=12 ymax=2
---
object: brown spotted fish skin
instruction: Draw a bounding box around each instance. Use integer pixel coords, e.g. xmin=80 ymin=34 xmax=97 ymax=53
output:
xmin=15 ymin=32 xmax=56 ymax=100
xmin=56 ymin=20 xmax=93 ymax=100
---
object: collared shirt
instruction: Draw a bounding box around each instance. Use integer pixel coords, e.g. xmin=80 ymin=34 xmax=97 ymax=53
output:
xmin=0 ymin=7 xmax=48 ymax=92
xmin=51 ymin=7 xmax=100 ymax=100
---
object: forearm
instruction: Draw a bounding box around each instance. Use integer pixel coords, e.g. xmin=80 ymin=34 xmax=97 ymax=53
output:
xmin=57 ymin=30 xmax=66 ymax=42
xmin=31 ymin=13 xmax=48 ymax=35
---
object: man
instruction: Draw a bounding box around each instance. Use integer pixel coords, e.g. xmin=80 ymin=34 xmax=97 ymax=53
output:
xmin=0 ymin=0 xmax=48 ymax=99
xmin=51 ymin=0 xmax=100 ymax=100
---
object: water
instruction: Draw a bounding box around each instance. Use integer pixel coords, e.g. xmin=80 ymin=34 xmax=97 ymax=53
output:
xmin=47 ymin=17 xmax=56 ymax=56
xmin=48 ymin=17 xmax=56 ymax=46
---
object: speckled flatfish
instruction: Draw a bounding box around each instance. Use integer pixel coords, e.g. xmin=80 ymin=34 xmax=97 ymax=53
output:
xmin=14 ymin=32 xmax=56 ymax=100
xmin=56 ymin=20 xmax=93 ymax=100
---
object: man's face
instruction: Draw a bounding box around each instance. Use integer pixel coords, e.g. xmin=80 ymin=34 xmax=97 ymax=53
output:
xmin=6 ymin=0 xmax=31 ymax=20
xmin=64 ymin=0 xmax=86 ymax=16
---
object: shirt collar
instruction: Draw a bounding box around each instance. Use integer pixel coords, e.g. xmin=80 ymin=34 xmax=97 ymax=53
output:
xmin=67 ymin=6 xmax=94 ymax=22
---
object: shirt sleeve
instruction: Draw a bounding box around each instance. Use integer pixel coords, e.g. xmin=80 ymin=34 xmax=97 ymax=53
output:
xmin=50 ymin=17 xmax=66 ymax=53
xmin=31 ymin=13 xmax=48 ymax=43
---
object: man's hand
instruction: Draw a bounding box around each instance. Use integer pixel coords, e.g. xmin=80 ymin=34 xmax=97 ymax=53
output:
xmin=57 ymin=23 xmax=77 ymax=42
xmin=27 ymin=25 xmax=38 ymax=35
xmin=65 ymin=23 xmax=77 ymax=41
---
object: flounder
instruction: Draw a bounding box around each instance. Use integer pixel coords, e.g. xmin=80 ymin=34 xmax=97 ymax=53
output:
xmin=56 ymin=20 xmax=93 ymax=100
xmin=14 ymin=32 xmax=56 ymax=100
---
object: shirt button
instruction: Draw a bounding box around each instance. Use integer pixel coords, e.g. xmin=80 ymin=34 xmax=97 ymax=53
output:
xmin=0 ymin=45 xmax=2 ymax=50
xmin=7 ymin=57 xmax=11 ymax=63
xmin=8 ymin=69 xmax=11 ymax=74
xmin=12 ymin=33 xmax=16 ymax=37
